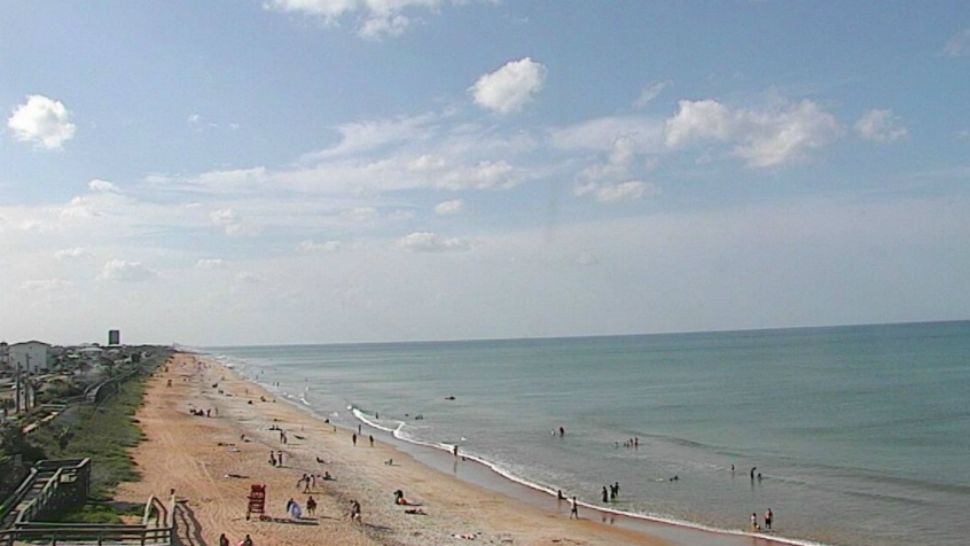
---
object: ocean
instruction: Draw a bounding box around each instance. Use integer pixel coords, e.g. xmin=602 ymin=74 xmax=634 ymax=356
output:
xmin=207 ymin=320 xmax=970 ymax=546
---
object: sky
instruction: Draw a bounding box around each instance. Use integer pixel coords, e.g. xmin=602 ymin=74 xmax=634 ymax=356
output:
xmin=1 ymin=1 xmax=969 ymax=346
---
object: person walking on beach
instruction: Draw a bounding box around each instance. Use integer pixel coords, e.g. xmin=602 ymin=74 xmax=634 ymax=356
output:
xmin=352 ymin=433 xmax=357 ymax=446
xmin=268 ymin=451 xmax=276 ymax=467
xmin=569 ymin=496 xmax=579 ymax=519
xmin=306 ymin=495 xmax=317 ymax=515
xmin=239 ymin=534 xmax=253 ymax=546
xmin=765 ymin=508 xmax=773 ymax=530
xmin=219 ymin=533 xmax=230 ymax=546
xmin=369 ymin=434 xmax=374 ymax=447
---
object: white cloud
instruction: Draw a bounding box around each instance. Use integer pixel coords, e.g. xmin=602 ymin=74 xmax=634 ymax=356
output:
xmin=55 ymin=247 xmax=92 ymax=260
xmin=98 ymin=259 xmax=157 ymax=282
xmin=147 ymin=167 xmax=269 ymax=195
xmin=20 ymin=279 xmax=74 ymax=292
xmin=398 ymin=231 xmax=471 ymax=252
xmin=854 ymin=109 xmax=908 ymax=143
xmin=434 ymin=199 xmax=463 ymax=215
xmin=299 ymin=239 xmax=342 ymax=253
xmin=550 ymin=116 xmax=666 ymax=153
xmin=88 ymin=179 xmax=120 ymax=193
xmin=944 ymin=28 xmax=970 ymax=57
xmin=665 ymin=99 xmax=733 ymax=147
xmin=664 ymin=99 xmax=842 ymax=167
xmin=195 ymin=258 xmax=228 ymax=270
xmin=308 ymin=113 xmax=437 ymax=159
xmin=265 ymin=0 xmax=468 ymax=39
xmin=634 ymin=80 xmax=671 ymax=108
xmin=210 ymin=207 xmax=259 ymax=236
xmin=7 ymin=95 xmax=76 ymax=150
xmin=575 ymin=180 xmax=659 ymax=204
xmin=470 ymin=57 xmax=548 ymax=114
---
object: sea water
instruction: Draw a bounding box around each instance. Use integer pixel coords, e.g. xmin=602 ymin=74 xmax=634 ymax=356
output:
xmin=207 ymin=321 xmax=970 ymax=546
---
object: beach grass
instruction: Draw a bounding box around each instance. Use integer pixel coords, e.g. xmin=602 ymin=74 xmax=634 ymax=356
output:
xmin=25 ymin=350 xmax=170 ymax=521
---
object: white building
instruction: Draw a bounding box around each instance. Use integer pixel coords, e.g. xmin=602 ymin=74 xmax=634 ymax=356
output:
xmin=9 ymin=341 xmax=51 ymax=374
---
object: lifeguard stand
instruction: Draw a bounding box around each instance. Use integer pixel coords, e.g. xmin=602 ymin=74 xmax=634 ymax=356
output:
xmin=246 ymin=484 xmax=266 ymax=520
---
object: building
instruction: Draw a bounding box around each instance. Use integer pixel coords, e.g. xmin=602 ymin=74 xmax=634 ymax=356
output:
xmin=9 ymin=341 xmax=51 ymax=374
xmin=108 ymin=329 xmax=121 ymax=346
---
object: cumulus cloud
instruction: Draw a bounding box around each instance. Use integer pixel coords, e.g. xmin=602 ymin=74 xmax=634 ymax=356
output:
xmin=88 ymin=179 xmax=120 ymax=193
xmin=7 ymin=95 xmax=76 ymax=149
xmin=434 ymin=199 xmax=463 ymax=215
xmin=299 ymin=239 xmax=342 ymax=253
xmin=854 ymin=109 xmax=908 ymax=143
xmin=398 ymin=231 xmax=470 ymax=252
xmin=55 ymin=247 xmax=92 ymax=260
xmin=634 ymin=80 xmax=671 ymax=108
xmin=665 ymin=99 xmax=734 ymax=147
xmin=664 ymin=99 xmax=841 ymax=167
xmin=98 ymin=259 xmax=157 ymax=282
xmin=470 ymin=57 xmax=547 ymax=114
xmin=944 ymin=28 xmax=970 ymax=57
xmin=210 ymin=207 xmax=259 ymax=236
xmin=265 ymin=0 xmax=472 ymax=39
xmin=195 ymin=258 xmax=228 ymax=270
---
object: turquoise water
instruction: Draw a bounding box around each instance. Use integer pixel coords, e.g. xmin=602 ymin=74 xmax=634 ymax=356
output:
xmin=208 ymin=321 xmax=970 ymax=546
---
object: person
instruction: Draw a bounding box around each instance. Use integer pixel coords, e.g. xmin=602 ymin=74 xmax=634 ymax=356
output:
xmin=277 ymin=451 xmax=284 ymax=467
xmin=219 ymin=533 xmax=230 ymax=546
xmin=239 ymin=534 xmax=253 ymax=546
xmin=750 ymin=467 xmax=757 ymax=480
xmin=453 ymin=445 xmax=459 ymax=457
xmin=602 ymin=486 xmax=608 ymax=503
xmin=352 ymin=433 xmax=357 ymax=446
xmin=765 ymin=508 xmax=773 ymax=530
xmin=569 ymin=496 xmax=579 ymax=519
xmin=349 ymin=500 xmax=362 ymax=523
xmin=557 ymin=489 xmax=565 ymax=501
xmin=369 ymin=435 xmax=374 ymax=447
xmin=268 ymin=452 xmax=276 ymax=466
xmin=286 ymin=498 xmax=295 ymax=513
xmin=559 ymin=426 xmax=565 ymax=437
xmin=307 ymin=495 xmax=317 ymax=515
xmin=751 ymin=512 xmax=760 ymax=531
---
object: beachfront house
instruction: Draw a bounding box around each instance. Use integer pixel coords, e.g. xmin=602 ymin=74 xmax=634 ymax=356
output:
xmin=9 ymin=340 xmax=52 ymax=374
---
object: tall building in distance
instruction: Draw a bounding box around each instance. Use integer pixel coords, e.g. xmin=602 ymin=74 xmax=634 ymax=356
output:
xmin=108 ymin=329 xmax=121 ymax=346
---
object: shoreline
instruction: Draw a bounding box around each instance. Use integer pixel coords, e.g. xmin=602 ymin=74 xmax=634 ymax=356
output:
xmin=116 ymin=352 xmax=672 ymax=545
xmin=220 ymin=352 xmax=816 ymax=546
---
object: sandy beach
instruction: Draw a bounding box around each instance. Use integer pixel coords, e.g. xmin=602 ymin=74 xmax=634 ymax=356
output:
xmin=115 ymin=352 xmax=678 ymax=546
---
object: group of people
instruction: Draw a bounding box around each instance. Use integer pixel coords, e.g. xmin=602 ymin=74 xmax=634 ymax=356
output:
xmin=218 ymin=533 xmax=253 ymax=546
xmin=267 ymin=450 xmax=284 ymax=467
xmin=600 ymin=481 xmax=621 ymax=503
xmin=751 ymin=508 xmax=774 ymax=531
xmin=295 ymin=472 xmax=333 ymax=492
xmin=615 ymin=437 xmax=639 ymax=449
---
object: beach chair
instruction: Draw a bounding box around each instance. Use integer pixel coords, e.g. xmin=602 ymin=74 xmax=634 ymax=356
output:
xmin=246 ymin=484 xmax=267 ymax=520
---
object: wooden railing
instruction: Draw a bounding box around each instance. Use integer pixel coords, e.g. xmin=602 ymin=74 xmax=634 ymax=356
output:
xmin=14 ymin=459 xmax=91 ymax=525
xmin=0 ymin=493 xmax=176 ymax=545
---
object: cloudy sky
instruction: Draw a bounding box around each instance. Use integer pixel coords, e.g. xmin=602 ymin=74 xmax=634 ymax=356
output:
xmin=2 ymin=2 xmax=969 ymax=345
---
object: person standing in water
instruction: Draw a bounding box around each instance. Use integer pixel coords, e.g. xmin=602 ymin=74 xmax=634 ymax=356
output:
xmin=765 ymin=508 xmax=773 ymax=530
xmin=602 ymin=486 xmax=608 ymax=503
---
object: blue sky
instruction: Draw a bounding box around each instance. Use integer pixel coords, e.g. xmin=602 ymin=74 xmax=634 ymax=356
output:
xmin=1 ymin=1 xmax=968 ymax=345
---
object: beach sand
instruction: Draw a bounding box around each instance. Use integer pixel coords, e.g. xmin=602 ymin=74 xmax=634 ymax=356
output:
xmin=114 ymin=352 xmax=672 ymax=546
